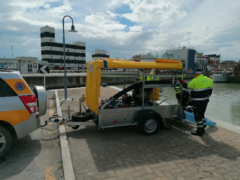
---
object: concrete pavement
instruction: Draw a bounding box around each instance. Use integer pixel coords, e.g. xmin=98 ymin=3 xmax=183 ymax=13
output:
xmin=1 ymin=87 xmax=240 ymax=180
xmin=58 ymin=87 xmax=240 ymax=180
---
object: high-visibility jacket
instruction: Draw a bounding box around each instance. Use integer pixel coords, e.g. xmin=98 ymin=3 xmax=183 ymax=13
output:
xmin=139 ymin=73 xmax=151 ymax=81
xmin=148 ymin=72 xmax=160 ymax=81
xmin=147 ymin=73 xmax=152 ymax=81
xmin=182 ymin=74 xmax=213 ymax=101
xmin=139 ymin=72 xmax=160 ymax=81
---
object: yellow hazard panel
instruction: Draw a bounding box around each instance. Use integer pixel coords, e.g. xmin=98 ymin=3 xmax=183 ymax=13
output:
xmin=4 ymin=79 xmax=33 ymax=95
xmin=0 ymin=109 xmax=30 ymax=125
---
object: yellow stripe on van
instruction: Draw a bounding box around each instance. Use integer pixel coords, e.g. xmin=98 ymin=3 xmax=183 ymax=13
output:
xmin=4 ymin=79 xmax=33 ymax=95
xmin=0 ymin=109 xmax=30 ymax=125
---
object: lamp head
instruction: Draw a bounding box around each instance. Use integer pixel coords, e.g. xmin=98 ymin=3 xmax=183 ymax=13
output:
xmin=69 ymin=25 xmax=78 ymax=32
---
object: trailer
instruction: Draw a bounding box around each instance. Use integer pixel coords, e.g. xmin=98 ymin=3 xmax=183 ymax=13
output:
xmin=46 ymin=58 xmax=194 ymax=135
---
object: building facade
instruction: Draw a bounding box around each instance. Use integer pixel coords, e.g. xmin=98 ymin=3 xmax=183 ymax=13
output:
xmin=219 ymin=60 xmax=236 ymax=69
xmin=195 ymin=52 xmax=208 ymax=72
xmin=131 ymin=55 xmax=140 ymax=62
xmin=165 ymin=47 xmax=196 ymax=72
xmin=92 ymin=49 xmax=109 ymax=60
xmin=205 ymin=54 xmax=220 ymax=68
xmin=131 ymin=53 xmax=156 ymax=62
xmin=139 ymin=53 xmax=156 ymax=62
xmin=40 ymin=26 xmax=86 ymax=69
xmin=0 ymin=57 xmax=48 ymax=74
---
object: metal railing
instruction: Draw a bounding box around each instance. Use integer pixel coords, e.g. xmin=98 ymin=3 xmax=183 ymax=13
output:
xmin=50 ymin=70 xmax=87 ymax=73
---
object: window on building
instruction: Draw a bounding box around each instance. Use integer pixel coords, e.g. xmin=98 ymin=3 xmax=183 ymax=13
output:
xmin=0 ymin=63 xmax=4 ymax=69
xmin=33 ymin=63 xmax=37 ymax=68
xmin=0 ymin=78 xmax=17 ymax=97
xmin=28 ymin=64 xmax=32 ymax=72
xmin=50 ymin=39 xmax=52 ymax=41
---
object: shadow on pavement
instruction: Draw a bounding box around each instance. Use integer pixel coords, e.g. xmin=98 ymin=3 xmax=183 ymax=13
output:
xmin=0 ymin=135 xmax=41 ymax=180
xmin=66 ymin=118 xmax=240 ymax=172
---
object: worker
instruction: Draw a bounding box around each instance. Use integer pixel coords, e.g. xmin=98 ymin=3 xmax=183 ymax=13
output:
xmin=138 ymin=69 xmax=151 ymax=81
xmin=148 ymin=69 xmax=160 ymax=81
xmin=174 ymin=86 xmax=192 ymax=110
xmin=179 ymin=68 xmax=213 ymax=136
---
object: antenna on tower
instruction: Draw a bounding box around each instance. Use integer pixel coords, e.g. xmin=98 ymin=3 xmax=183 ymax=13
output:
xmin=11 ymin=44 xmax=13 ymax=58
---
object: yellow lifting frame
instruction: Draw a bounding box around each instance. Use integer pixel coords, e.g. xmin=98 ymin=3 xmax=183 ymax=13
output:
xmin=86 ymin=58 xmax=183 ymax=115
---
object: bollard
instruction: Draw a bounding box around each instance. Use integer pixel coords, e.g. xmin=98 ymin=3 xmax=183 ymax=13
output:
xmin=68 ymin=104 xmax=70 ymax=119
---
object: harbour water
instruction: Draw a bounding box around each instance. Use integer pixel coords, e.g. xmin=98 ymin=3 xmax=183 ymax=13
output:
xmin=161 ymin=82 xmax=240 ymax=127
xmin=116 ymin=82 xmax=240 ymax=127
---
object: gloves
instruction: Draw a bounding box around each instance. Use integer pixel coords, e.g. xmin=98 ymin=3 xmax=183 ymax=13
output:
xmin=179 ymin=79 xmax=184 ymax=84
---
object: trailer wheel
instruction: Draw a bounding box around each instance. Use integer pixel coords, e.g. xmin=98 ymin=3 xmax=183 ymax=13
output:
xmin=72 ymin=112 xmax=92 ymax=122
xmin=0 ymin=126 xmax=13 ymax=159
xmin=138 ymin=115 xmax=159 ymax=135
xmin=72 ymin=125 xmax=80 ymax=130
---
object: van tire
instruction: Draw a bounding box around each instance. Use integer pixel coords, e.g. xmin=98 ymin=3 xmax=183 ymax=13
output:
xmin=0 ymin=126 xmax=13 ymax=159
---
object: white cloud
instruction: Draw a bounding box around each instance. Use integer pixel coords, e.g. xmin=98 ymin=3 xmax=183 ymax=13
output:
xmin=85 ymin=12 xmax=126 ymax=32
xmin=129 ymin=26 xmax=142 ymax=32
xmin=50 ymin=0 xmax=72 ymax=17
xmin=122 ymin=0 xmax=188 ymax=28
xmin=43 ymin=3 xmax=50 ymax=9
xmin=118 ymin=42 xmax=125 ymax=45
xmin=0 ymin=0 xmax=239 ymax=61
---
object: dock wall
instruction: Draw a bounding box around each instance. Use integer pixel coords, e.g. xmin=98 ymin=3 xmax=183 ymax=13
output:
xmin=22 ymin=73 xmax=137 ymax=90
xmin=21 ymin=72 xmax=215 ymax=90
xmin=229 ymin=76 xmax=240 ymax=83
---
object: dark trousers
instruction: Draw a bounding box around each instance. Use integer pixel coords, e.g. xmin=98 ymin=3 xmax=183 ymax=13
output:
xmin=192 ymin=100 xmax=209 ymax=129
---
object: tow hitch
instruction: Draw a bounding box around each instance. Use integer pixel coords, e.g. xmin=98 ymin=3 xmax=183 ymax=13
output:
xmin=40 ymin=95 xmax=94 ymax=130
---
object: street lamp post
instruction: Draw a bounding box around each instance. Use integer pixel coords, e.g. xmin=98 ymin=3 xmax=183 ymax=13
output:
xmin=63 ymin=15 xmax=77 ymax=100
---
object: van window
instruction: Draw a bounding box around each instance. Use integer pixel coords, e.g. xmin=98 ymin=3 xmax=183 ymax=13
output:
xmin=0 ymin=78 xmax=17 ymax=97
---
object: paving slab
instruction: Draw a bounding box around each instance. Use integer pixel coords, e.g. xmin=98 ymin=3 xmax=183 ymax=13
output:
xmin=0 ymin=91 xmax=63 ymax=180
xmin=58 ymin=87 xmax=240 ymax=180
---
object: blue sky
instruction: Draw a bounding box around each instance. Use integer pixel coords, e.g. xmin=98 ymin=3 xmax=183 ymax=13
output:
xmin=0 ymin=0 xmax=240 ymax=61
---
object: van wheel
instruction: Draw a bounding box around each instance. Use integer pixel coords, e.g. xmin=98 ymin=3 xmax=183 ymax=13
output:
xmin=0 ymin=126 xmax=13 ymax=159
xmin=138 ymin=115 xmax=159 ymax=135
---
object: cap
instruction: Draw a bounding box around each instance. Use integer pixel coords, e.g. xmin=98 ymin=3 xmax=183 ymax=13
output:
xmin=192 ymin=68 xmax=202 ymax=74
xmin=174 ymin=86 xmax=182 ymax=93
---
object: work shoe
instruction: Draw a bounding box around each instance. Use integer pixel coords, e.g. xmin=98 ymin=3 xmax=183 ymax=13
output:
xmin=203 ymin=119 xmax=206 ymax=128
xmin=191 ymin=129 xmax=203 ymax=136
